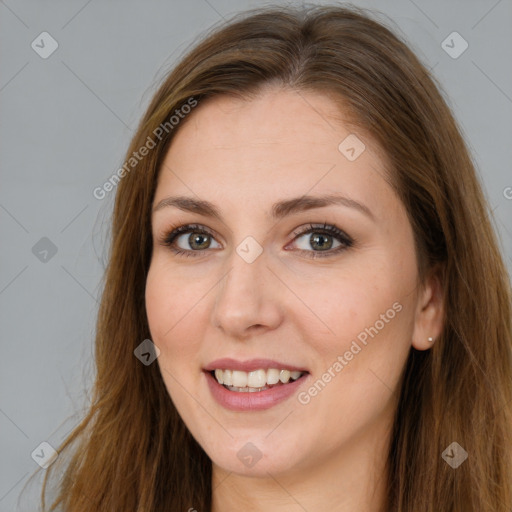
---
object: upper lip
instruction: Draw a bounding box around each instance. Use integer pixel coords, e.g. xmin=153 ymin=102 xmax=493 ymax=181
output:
xmin=204 ymin=358 xmax=309 ymax=373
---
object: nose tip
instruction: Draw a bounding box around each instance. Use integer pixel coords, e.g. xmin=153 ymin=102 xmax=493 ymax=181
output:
xmin=211 ymin=252 xmax=283 ymax=338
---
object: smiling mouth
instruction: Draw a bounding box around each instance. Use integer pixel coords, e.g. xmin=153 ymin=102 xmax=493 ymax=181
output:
xmin=210 ymin=368 xmax=307 ymax=392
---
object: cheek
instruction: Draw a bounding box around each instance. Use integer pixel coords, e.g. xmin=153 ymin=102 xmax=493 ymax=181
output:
xmin=294 ymin=278 xmax=414 ymax=441
xmin=145 ymin=264 xmax=207 ymax=426
xmin=145 ymin=263 xmax=205 ymax=368
xmin=295 ymin=256 xmax=416 ymax=373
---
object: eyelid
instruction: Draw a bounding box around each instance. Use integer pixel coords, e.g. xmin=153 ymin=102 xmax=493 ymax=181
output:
xmin=290 ymin=222 xmax=352 ymax=244
xmin=158 ymin=223 xmax=220 ymax=248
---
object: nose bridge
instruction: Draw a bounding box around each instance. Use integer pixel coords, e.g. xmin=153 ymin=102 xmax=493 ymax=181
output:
xmin=211 ymin=241 xmax=281 ymax=335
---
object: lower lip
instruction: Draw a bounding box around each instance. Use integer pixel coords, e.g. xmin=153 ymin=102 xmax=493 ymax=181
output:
xmin=204 ymin=371 xmax=308 ymax=411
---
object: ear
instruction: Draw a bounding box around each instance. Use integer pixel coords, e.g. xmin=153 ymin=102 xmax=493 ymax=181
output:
xmin=411 ymin=264 xmax=445 ymax=350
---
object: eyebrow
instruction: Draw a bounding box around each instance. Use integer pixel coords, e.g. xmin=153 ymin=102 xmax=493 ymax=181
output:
xmin=152 ymin=193 xmax=375 ymax=222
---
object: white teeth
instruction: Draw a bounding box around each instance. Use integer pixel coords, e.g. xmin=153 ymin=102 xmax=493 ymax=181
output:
xmin=212 ymin=367 xmax=305 ymax=389
xmin=223 ymin=369 xmax=233 ymax=386
xmin=279 ymin=369 xmax=291 ymax=383
xmin=267 ymin=368 xmax=280 ymax=385
xmin=225 ymin=385 xmax=270 ymax=392
xmin=232 ymin=370 xmax=248 ymax=388
xmin=247 ymin=369 xmax=267 ymax=388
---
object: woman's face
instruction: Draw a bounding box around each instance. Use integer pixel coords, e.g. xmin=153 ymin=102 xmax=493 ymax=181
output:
xmin=145 ymin=88 xmax=436 ymax=479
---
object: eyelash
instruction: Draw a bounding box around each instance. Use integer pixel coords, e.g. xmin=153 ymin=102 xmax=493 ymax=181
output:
xmin=158 ymin=222 xmax=354 ymax=259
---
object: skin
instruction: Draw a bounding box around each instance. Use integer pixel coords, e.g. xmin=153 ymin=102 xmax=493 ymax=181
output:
xmin=145 ymin=87 xmax=444 ymax=512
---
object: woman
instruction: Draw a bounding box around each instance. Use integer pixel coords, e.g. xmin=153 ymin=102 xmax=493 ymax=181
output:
xmin=38 ymin=4 xmax=512 ymax=511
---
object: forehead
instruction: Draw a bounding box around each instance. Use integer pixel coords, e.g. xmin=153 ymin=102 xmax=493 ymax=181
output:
xmin=171 ymin=89 xmax=363 ymax=159
xmin=155 ymin=88 xmax=398 ymax=220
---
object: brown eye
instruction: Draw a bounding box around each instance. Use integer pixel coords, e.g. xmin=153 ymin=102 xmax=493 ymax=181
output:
xmin=304 ymin=232 xmax=334 ymax=251
xmin=186 ymin=232 xmax=212 ymax=250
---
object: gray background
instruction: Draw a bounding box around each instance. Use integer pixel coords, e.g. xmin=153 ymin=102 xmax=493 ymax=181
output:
xmin=1 ymin=0 xmax=511 ymax=510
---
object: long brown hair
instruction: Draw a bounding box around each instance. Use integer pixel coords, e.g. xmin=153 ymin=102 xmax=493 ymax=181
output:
xmin=34 ymin=5 xmax=512 ymax=511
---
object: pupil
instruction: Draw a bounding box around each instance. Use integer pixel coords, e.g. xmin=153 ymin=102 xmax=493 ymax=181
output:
xmin=312 ymin=233 xmax=332 ymax=250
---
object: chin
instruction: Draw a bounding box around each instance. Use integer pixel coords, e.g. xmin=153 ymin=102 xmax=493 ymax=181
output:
xmin=201 ymin=431 xmax=305 ymax=477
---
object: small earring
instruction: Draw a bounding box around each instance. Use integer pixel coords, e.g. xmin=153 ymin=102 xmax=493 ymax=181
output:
xmin=428 ymin=337 xmax=434 ymax=342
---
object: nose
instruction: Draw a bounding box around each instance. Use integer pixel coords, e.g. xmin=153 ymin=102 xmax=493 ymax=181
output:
xmin=211 ymin=246 xmax=283 ymax=339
